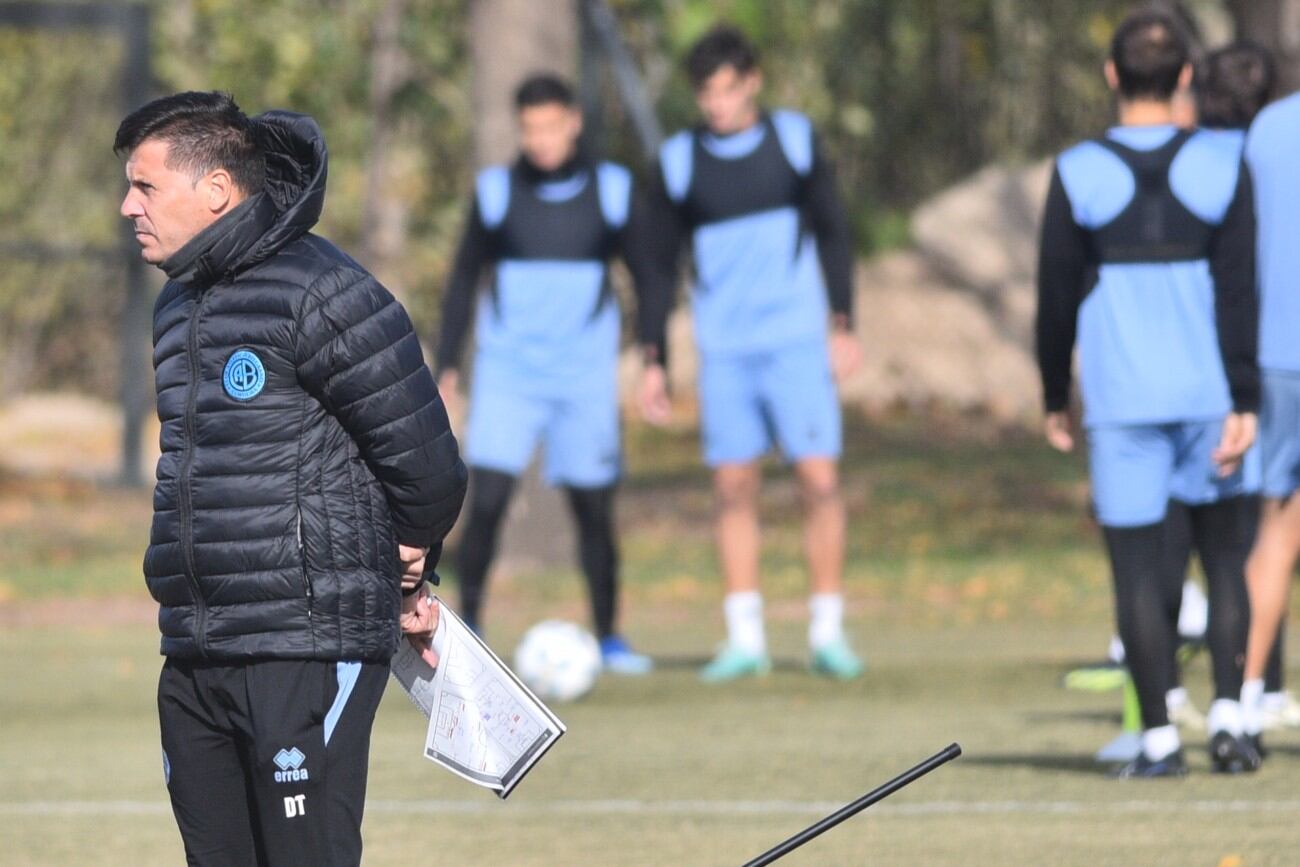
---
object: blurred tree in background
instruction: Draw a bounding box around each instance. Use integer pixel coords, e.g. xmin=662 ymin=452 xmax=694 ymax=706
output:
xmin=0 ymin=0 xmax=1275 ymax=405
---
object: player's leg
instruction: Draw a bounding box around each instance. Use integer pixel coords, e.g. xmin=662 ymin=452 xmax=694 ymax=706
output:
xmin=765 ymin=340 xmax=860 ymax=678
xmin=1172 ymin=419 xmax=1261 ymax=771
xmin=546 ymin=377 xmax=650 ymax=673
xmin=1160 ymin=500 xmax=1206 ymax=729
xmin=793 ymin=456 xmax=862 ymax=678
xmin=1088 ymin=424 xmax=1185 ymax=777
xmin=562 ymin=484 xmax=650 ymax=673
xmin=241 ymin=659 xmax=388 ymax=866
xmin=455 ymin=469 xmax=518 ymax=633
xmin=794 ymin=457 xmax=845 ymax=598
xmin=697 ymin=351 xmax=771 ymax=681
xmin=1243 ymin=496 xmax=1300 ymax=732
xmin=1190 ymin=496 xmax=1261 ymax=772
xmin=1104 ymin=521 xmax=1183 ymax=775
xmin=1244 ymin=369 xmax=1300 ymax=735
xmin=158 ymin=660 xmax=260 ymax=866
xmin=458 ymin=376 xmax=544 ymax=633
xmin=700 ymin=460 xmax=772 ymax=681
xmin=1260 ymin=621 xmax=1300 ymax=729
xmin=564 ymin=484 xmax=618 ymax=640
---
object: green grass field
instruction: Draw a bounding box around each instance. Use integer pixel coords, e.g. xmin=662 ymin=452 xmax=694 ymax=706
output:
xmin=3 ymin=417 xmax=1299 ymax=865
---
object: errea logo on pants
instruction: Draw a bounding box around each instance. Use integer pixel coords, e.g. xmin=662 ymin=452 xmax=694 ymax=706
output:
xmin=273 ymin=747 xmax=309 ymax=783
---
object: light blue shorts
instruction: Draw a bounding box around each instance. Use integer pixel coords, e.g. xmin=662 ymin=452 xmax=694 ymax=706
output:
xmin=1260 ymin=369 xmax=1300 ymax=499
xmin=1087 ymin=419 xmax=1261 ymax=527
xmin=698 ymin=340 xmax=842 ymax=467
xmin=466 ymin=362 xmax=620 ymax=488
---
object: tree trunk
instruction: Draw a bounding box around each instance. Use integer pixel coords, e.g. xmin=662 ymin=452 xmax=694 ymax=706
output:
xmin=470 ymin=0 xmax=579 ymax=166
xmin=360 ymin=0 xmax=410 ymax=299
xmin=1231 ymin=0 xmax=1300 ymax=95
xmin=466 ymin=0 xmax=580 ymax=578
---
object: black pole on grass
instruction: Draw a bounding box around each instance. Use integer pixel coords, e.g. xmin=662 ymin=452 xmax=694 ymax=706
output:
xmin=740 ymin=743 xmax=962 ymax=867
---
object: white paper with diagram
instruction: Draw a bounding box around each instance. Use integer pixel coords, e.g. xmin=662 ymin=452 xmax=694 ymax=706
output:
xmin=389 ymin=596 xmax=565 ymax=799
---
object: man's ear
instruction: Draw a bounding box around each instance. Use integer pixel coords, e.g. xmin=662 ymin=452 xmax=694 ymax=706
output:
xmin=1103 ymin=60 xmax=1119 ymax=93
xmin=202 ymin=168 xmax=236 ymax=214
xmin=1177 ymin=62 xmax=1194 ymax=91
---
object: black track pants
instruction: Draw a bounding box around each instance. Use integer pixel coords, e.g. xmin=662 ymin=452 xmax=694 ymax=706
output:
xmin=158 ymin=657 xmax=387 ymax=867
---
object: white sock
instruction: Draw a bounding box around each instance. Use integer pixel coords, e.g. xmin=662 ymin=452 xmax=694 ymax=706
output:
xmin=724 ymin=591 xmax=765 ymax=655
xmin=1107 ymin=635 xmax=1126 ymax=665
xmin=1177 ymin=580 xmax=1208 ymax=640
xmin=1261 ymin=690 xmax=1287 ymax=711
xmin=1207 ymin=698 xmax=1244 ymax=737
xmin=1141 ymin=724 xmax=1181 ymax=761
xmin=1166 ymin=687 xmax=1189 ymax=713
xmin=1242 ymin=679 xmax=1265 ymax=736
xmin=808 ymin=593 xmax=845 ymax=650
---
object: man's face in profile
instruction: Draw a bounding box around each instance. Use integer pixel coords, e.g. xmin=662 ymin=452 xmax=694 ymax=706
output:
xmin=120 ymin=139 xmax=222 ymax=265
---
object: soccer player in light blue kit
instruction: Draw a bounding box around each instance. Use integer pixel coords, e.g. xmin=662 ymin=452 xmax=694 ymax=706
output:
xmin=1037 ymin=11 xmax=1261 ymax=777
xmin=639 ymin=26 xmax=863 ymax=681
xmin=1240 ymin=57 xmax=1300 ymax=746
xmin=437 ymin=75 xmax=654 ymax=674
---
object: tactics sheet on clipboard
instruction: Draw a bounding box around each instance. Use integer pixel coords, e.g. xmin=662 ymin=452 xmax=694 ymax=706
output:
xmin=390 ymin=597 xmax=566 ymax=799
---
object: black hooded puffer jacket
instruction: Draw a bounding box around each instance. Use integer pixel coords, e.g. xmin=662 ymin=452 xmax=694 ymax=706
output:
xmin=145 ymin=111 xmax=467 ymax=662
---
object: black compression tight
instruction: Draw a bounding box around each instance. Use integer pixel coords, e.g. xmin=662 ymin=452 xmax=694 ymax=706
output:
xmin=1107 ymin=496 xmax=1256 ymax=729
xmin=1163 ymin=499 xmax=1281 ymax=694
xmin=1188 ymin=496 xmax=1256 ymax=703
xmin=456 ymin=468 xmax=516 ymax=632
xmin=455 ymin=467 xmax=620 ymax=639
xmin=1267 ymin=622 xmax=1286 ymax=694
xmin=565 ymin=484 xmax=619 ymax=640
xmin=1106 ymin=521 xmax=1177 ymax=729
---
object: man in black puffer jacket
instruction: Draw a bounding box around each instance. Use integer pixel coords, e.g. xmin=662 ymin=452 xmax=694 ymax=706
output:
xmin=117 ymin=91 xmax=466 ymax=866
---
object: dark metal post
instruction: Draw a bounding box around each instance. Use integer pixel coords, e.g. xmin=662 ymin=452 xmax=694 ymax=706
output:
xmin=578 ymin=0 xmax=605 ymax=157
xmin=117 ymin=4 xmax=153 ymax=486
xmin=581 ymin=0 xmax=663 ymax=159
xmin=741 ymin=743 xmax=962 ymax=867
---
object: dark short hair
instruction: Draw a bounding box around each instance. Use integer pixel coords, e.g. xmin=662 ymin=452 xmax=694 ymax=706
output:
xmin=1198 ymin=42 xmax=1275 ymax=128
xmin=1143 ymin=1 xmax=1203 ymax=59
xmin=1110 ymin=11 xmax=1189 ymax=101
xmin=114 ymin=91 xmax=265 ymax=195
xmin=685 ymin=25 xmax=758 ymax=89
xmin=514 ymin=74 xmax=576 ymax=111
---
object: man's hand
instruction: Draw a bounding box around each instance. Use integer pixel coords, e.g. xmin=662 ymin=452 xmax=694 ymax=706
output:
xmin=1213 ymin=412 xmax=1257 ymax=477
xmin=437 ymin=369 xmax=461 ymax=424
xmin=638 ymin=363 xmax=672 ymax=427
xmin=398 ymin=545 xmax=428 ymax=591
xmin=1044 ymin=410 xmax=1075 ymax=453
xmin=400 ymin=590 xmax=440 ymax=668
xmin=828 ymin=327 xmax=863 ymax=383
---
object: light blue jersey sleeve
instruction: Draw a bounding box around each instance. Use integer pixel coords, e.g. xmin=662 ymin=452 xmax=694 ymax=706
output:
xmin=595 ymin=162 xmax=632 ymax=230
xmin=475 ymin=165 xmax=511 ymax=230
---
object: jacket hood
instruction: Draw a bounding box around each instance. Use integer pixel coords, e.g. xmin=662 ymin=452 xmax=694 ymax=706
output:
xmin=162 ymin=110 xmax=328 ymax=284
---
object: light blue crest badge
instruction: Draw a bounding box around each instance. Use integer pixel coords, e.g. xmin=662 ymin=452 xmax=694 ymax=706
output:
xmin=223 ymin=349 xmax=266 ymax=401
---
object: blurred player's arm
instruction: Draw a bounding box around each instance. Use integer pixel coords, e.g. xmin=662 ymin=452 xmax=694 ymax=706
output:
xmin=805 ymin=136 xmax=860 ymax=381
xmin=435 ymin=198 xmax=493 ymax=410
xmin=1209 ymin=161 xmax=1261 ymax=474
xmin=1035 ymin=165 xmax=1089 ymax=452
xmin=633 ymin=166 xmax=686 ymax=425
